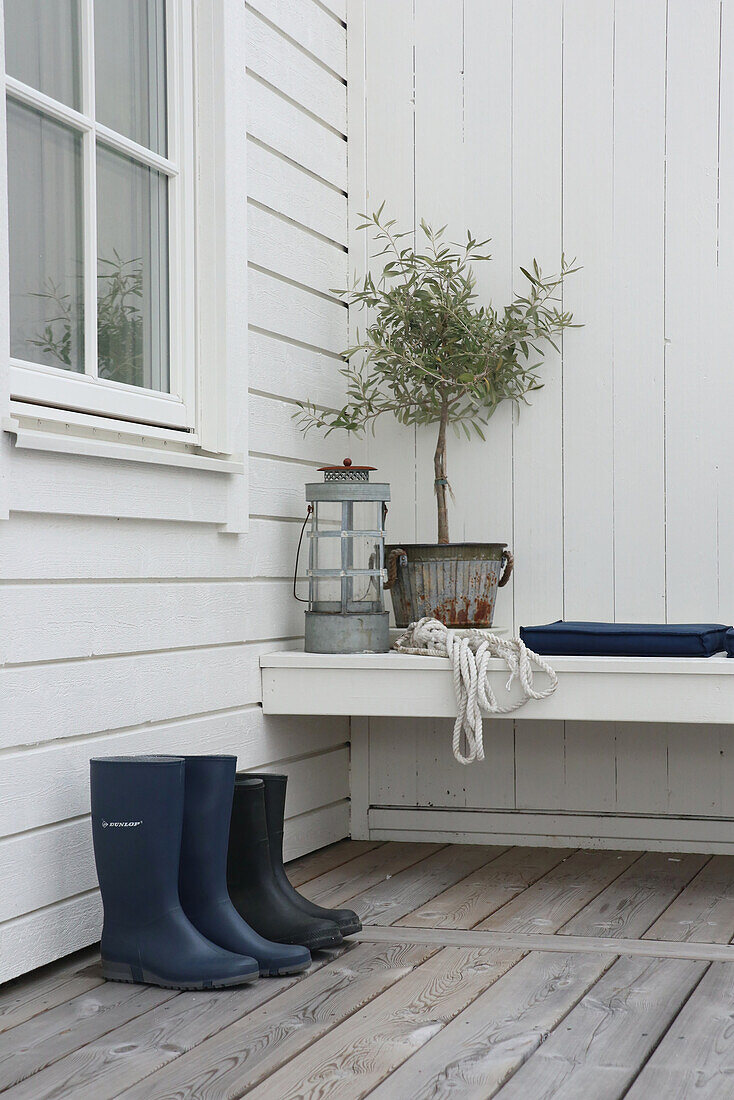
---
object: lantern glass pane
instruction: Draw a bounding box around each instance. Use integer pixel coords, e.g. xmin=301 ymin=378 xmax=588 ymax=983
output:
xmin=310 ymin=531 xmax=341 ymax=572
xmin=313 ymin=500 xmax=342 ymax=529
xmin=350 ymin=501 xmax=382 ymax=532
xmin=311 ymin=574 xmax=343 ymax=611
xmin=347 ymin=534 xmax=382 ymax=574
xmin=346 ymin=572 xmax=382 ymax=612
xmin=308 ymin=494 xmax=385 ymax=614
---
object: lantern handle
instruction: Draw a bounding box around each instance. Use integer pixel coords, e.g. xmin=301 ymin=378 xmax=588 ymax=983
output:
xmin=293 ymin=504 xmax=314 ymax=603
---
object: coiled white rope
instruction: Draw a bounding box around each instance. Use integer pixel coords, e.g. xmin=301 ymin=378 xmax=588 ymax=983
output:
xmin=393 ymin=617 xmax=559 ymax=765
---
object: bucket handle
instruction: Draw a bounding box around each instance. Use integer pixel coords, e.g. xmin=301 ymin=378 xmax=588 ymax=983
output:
xmin=498 ymin=548 xmax=514 ymax=587
xmin=384 ymin=548 xmax=408 ymax=590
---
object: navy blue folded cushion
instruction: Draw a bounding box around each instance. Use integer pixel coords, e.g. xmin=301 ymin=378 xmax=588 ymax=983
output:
xmin=519 ymin=621 xmax=730 ymax=658
xmin=726 ymin=628 xmax=734 ymax=658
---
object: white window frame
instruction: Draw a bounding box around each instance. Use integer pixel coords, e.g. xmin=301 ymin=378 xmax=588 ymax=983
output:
xmin=4 ymin=0 xmax=196 ymax=431
xmin=0 ymin=0 xmax=247 ymax=474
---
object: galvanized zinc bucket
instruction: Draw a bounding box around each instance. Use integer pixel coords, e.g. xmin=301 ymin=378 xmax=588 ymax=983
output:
xmin=384 ymin=543 xmax=513 ymax=629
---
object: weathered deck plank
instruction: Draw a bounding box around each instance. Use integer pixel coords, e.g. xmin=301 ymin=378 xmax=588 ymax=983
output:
xmin=356 ymin=924 xmax=734 ymax=962
xmin=395 ymin=847 xmax=572 ymax=930
xmin=493 ymin=954 xmax=707 ymax=1099
xmin=625 ymin=960 xmax=734 ymax=1099
xmin=0 ymin=981 xmax=175 ymax=1090
xmin=644 ymin=854 xmax=734 ymax=943
xmin=6 ymin=841 xmax=734 ymax=1100
xmin=365 ymin=951 xmax=615 ymax=1100
xmin=560 ymin=851 xmax=709 ymax=938
xmin=299 ymin=842 xmax=445 ymax=909
xmin=245 ymin=945 xmax=525 ymax=1100
xmin=286 ymin=840 xmax=384 ymax=888
xmin=352 ymin=845 xmax=508 ymax=926
xmin=1 ymin=950 xmax=347 ymax=1100
xmin=0 ymin=950 xmax=101 ymax=1035
xmin=119 ymin=941 xmax=437 ymax=1099
xmin=478 ymin=849 xmax=640 ymax=933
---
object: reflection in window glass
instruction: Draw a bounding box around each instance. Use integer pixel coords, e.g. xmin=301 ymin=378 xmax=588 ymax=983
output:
xmin=4 ymin=0 xmax=81 ymax=109
xmin=96 ymin=145 xmax=169 ymax=391
xmin=94 ymin=0 xmax=167 ymax=154
xmin=7 ymin=100 xmax=84 ymax=372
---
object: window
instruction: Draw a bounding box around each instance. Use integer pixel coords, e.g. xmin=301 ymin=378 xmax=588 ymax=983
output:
xmin=3 ymin=0 xmax=195 ymax=431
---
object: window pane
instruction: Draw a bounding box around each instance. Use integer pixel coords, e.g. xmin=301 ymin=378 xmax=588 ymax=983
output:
xmin=96 ymin=145 xmax=169 ymax=391
xmin=4 ymin=0 xmax=81 ymax=109
xmin=94 ymin=0 xmax=167 ymax=155
xmin=7 ymin=100 xmax=84 ymax=372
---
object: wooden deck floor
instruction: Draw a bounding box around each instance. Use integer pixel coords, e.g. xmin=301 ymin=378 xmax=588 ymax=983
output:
xmin=3 ymin=841 xmax=734 ymax=1098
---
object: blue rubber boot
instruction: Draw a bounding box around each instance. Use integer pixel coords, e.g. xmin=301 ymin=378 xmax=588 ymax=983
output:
xmin=90 ymin=756 xmax=259 ymax=990
xmin=179 ymin=756 xmax=311 ymax=976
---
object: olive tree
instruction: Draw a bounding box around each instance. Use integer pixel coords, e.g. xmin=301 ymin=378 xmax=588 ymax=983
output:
xmin=296 ymin=207 xmax=579 ymax=544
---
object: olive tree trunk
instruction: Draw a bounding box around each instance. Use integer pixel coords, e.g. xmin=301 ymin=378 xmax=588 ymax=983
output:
xmin=434 ymin=398 xmax=450 ymax=544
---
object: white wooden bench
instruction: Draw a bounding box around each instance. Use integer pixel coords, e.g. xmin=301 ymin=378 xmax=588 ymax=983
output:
xmin=260 ymin=651 xmax=734 ymax=725
xmin=261 ymin=650 xmax=734 ymax=851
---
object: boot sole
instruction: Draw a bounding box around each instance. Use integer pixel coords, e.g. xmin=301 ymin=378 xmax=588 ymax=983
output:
xmin=335 ymin=919 xmax=362 ymax=937
xmin=102 ymin=960 xmax=259 ymax=990
xmin=259 ymin=959 xmax=312 ymax=977
xmin=287 ymin=930 xmax=343 ymax=951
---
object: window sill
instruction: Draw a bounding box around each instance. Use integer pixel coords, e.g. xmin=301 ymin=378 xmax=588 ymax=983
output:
xmin=3 ymin=404 xmax=244 ymax=475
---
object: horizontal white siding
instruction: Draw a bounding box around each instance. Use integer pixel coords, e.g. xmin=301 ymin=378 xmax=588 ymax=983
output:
xmin=248 ymin=0 xmax=346 ymax=78
xmin=248 ymin=268 xmax=347 ymax=353
xmin=1 ymin=581 xmax=302 ymax=663
xmin=352 ymin=0 xmax=734 ymax=849
xmin=247 ymin=140 xmax=347 ymax=242
xmin=247 ymin=75 xmax=346 ymax=189
xmin=0 ymin=0 xmax=352 ymax=983
xmin=248 ymin=205 xmax=347 ymax=300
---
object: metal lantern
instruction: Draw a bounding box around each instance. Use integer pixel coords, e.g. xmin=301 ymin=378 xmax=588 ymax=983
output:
xmin=297 ymin=459 xmax=391 ymax=653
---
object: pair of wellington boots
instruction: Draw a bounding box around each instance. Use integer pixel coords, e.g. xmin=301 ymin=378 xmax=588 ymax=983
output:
xmin=90 ymin=755 xmax=359 ymax=990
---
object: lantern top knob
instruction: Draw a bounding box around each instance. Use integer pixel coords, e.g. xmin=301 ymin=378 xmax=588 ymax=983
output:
xmin=318 ymin=460 xmax=377 ymax=482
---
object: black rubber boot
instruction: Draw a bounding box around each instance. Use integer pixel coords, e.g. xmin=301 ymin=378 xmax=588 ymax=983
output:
xmin=240 ymin=772 xmax=362 ymax=937
xmin=90 ymin=756 xmax=259 ymax=990
xmin=179 ymin=756 xmax=311 ymax=977
xmin=227 ymin=778 xmax=343 ymax=950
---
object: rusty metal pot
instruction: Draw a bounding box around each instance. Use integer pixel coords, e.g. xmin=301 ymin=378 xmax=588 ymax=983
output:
xmin=384 ymin=543 xmax=513 ymax=629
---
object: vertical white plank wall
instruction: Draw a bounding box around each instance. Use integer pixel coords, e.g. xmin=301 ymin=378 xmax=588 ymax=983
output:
xmin=0 ymin=0 xmax=353 ymax=983
xmin=350 ymin=0 xmax=734 ymax=851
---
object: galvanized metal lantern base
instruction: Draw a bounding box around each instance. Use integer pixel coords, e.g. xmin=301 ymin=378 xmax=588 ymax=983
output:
xmin=305 ymin=610 xmax=389 ymax=654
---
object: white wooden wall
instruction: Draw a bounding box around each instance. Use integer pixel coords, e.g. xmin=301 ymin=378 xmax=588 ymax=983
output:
xmin=0 ymin=0 xmax=351 ymax=984
xmin=349 ymin=0 xmax=734 ymax=852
